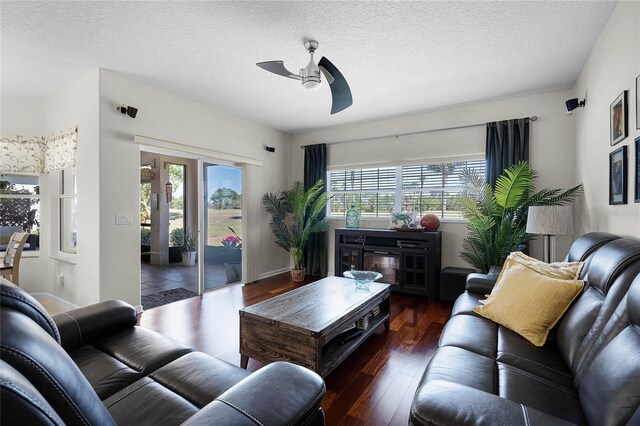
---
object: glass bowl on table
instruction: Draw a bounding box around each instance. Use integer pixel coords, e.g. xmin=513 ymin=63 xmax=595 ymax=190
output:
xmin=343 ymin=270 xmax=383 ymax=290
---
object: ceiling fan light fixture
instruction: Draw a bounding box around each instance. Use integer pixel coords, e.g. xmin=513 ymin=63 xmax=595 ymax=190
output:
xmin=302 ymin=78 xmax=322 ymax=90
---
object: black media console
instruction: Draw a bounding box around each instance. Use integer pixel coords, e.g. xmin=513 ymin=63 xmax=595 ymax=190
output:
xmin=334 ymin=228 xmax=442 ymax=298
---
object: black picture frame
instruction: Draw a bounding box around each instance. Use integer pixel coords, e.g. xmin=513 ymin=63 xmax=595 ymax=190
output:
xmin=610 ymin=90 xmax=628 ymax=146
xmin=635 ymin=137 xmax=640 ymax=203
xmin=609 ymin=145 xmax=627 ymax=205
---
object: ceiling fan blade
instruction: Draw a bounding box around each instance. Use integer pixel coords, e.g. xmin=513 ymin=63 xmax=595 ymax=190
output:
xmin=318 ymin=56 xmax=352 ymax=114
xmin=256 ymin=61 xmax=301 ymax=80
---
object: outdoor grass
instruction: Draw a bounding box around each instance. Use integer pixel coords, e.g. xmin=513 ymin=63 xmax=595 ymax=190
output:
xmin=207 ymin=208 xmax=241 ymax=246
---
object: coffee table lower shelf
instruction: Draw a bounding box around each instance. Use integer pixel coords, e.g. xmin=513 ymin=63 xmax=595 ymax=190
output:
xmin=240 ymin=312 xmax=390 ymax=377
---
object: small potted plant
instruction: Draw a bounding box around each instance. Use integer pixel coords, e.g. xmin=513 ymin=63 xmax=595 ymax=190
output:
xmin=262 ymin=180 xmax=328 ymax=282
xmin=221 ymin=227 xmax=242 ymax=283
xmin=180 ymin=229 xmax=197 ymax=267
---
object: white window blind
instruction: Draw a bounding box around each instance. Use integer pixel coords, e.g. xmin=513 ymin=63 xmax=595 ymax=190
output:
xmin=327 ymin=159 xmax=485 ymax=220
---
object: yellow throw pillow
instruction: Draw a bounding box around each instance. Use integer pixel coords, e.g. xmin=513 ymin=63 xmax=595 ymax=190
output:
xmin=473 ymin=259 xmax=584 ymax=346
xmin=508 ymin=252 xmax=584 ymax=280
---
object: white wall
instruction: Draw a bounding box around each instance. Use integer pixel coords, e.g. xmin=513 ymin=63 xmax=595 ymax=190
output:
xmin=573 ymin=0 xmax=640 ymax=238
xmin=0 ymin=95 xmax=50 ymax=292
xmin=290 ymin=90 xmax=577 ymax=273
xmin=45 ymin=69 xmax=101 ymax=306
xmin=99 ymin=69 xmax=291 ymax=306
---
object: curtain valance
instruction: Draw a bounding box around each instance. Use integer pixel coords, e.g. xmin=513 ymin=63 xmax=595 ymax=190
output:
xmin=0 ymin=127 xmax=77 ymax=174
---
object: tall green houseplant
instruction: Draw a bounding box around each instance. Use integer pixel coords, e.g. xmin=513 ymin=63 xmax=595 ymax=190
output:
xmin=262 ymin=180 xmax=329 ymax=281
xmin=460 ymin=161 xmax=583 ymax=273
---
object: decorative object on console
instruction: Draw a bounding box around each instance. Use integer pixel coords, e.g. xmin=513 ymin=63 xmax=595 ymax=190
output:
xmin=262 ymin=180 xmax=328 ymax=282
xmin=459 ymin=161 xmax=583 ymax=273
xmin=610 ymin=90 xmax=628 ymax=146
xmin=526 ymin=205 xmax=574 ymax=263
xmin=419 ymin=213 xmax=440 ymax=231
xmin=635 ymin=137 xmax=640 ymax=203
xmin=387 ymin=211 xmax=416 ymax=230
xmin=346 ymin=204 xmax=360 ymax=228
xmin=343 ymin=270 xmax=383 ymax=290
xmin=609 ymin=145 xmax=627 ymax=205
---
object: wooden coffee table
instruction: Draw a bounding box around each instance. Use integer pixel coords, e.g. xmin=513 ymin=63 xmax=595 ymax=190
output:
xmin=239 ymin=276 xmax=391 ymax=377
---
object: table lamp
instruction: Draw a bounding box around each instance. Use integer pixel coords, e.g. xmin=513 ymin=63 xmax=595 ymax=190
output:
xmin=526 ymin=205 xmax=573 ymax=263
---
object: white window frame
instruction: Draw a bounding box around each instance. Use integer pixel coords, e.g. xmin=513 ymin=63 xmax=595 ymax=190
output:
xmin=326 ymin=158 xmax=485 ymax=222
xmin=58 ymin=167 xmax=77 ymax=255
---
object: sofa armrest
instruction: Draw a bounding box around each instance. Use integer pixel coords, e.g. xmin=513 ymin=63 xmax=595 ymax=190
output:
xmin=182 ymin=362 xmax=325 ymax=426
xmin=465 ymin=273 xmax=498 ymax=295
xmin=53 ymin=300 xmax=138 ymax=352
xmin=411 ymin=380 xmax=576 ymax=426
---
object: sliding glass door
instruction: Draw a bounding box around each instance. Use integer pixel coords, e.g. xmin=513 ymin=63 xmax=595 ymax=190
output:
xmin=202 ymin=163 xmax=243 ymax=291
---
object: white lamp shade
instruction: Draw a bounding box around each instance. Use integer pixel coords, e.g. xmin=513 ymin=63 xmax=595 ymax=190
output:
xmin=526 ymin=205 xmax=573 ymax=235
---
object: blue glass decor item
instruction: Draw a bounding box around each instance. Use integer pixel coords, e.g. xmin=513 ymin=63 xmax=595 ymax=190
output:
xmin=343 ymin=270 xmax=383 ymax=290
xmin=346 ymin=204 xmax=360 ymax=228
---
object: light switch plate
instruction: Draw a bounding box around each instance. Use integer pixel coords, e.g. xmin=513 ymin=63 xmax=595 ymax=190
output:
xmin=116 ymin=213 xmax=133 ymax=225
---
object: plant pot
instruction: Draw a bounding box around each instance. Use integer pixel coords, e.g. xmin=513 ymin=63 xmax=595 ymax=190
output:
xmin=291 ymin=268 xmax=306 ymax=282
xmin=182 ymin=251 xmax=196 ymax=267
xmin=224 ymin=262 xmax=242 ymax=284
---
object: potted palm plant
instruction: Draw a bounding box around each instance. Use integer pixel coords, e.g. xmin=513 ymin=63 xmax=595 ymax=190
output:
xmin=180 ymin=229 xmax=197 ymax=267
xmin=459 ymin=161 xmax=583 ymax=273
xmin=262 ymin=180 xmax=329 ymax=282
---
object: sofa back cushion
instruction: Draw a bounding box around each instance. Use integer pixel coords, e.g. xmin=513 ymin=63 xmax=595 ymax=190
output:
xmin=0 ymin=283 xmax=60 ymax=343
xmin=1 ymin=308 xmax=115 ymax=426
xmin=556 ymin=237 xmax=640 ymax=377
xmin=0 ymin=359 xmax=65 ymax=426
xmin=578 ymin=276 xmax=640 ymax=426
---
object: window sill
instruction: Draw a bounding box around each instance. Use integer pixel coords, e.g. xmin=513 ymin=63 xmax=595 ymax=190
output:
xmin=49 ymin=254 xmax=77 ymax=265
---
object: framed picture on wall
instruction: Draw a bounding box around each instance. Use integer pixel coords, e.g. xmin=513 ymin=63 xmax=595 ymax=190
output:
xmin=610 ymin=90 xmax=628 ymax=146
xmin=636 ymin=75 xmax=640 ymax=130
xmin=635 ymin=137 xmax=640 ymax=203
xmin=609 ymin=145 xmax=627 ymax=205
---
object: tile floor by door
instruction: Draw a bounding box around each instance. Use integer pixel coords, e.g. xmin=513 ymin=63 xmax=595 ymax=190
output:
xmin=141 ymin=262 xmax=231 ymax=296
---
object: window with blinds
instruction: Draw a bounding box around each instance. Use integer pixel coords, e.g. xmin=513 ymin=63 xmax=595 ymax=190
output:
xmin=401 ymin=160 xmax=485 ymax=219
xmin=327 ymin=167 xmax=396 ymax=217
xmin=327 ymin=159 xmax=485 ymax=220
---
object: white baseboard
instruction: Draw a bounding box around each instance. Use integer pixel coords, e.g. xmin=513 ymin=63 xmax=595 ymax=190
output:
xmin=258 ymin=267 xmax=290 ymax=280
xmin=30 ymin=293 xmax=78 ymax=310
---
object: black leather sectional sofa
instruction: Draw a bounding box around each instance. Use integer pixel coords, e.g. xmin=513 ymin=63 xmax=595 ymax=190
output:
xmin=0 ymin=283 xmax=326 ymax=425
xmin=411 ymin=232 xmax=640 ymax=426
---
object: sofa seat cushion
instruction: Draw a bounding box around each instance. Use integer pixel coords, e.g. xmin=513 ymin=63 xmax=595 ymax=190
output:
xmin=497 ymin=327 xmax=574 ymax=388
xmin=438 ymin=314 xmax=497 ymax=359
xmin=498 ymin=363 xmax=586 ymax=425
xmin=94 ymin=327 xmax=194 ymax=374
xmin=71 ymin=346 xmax=143 ymax=399
xmin=450 ymin=292 xmax=483 ymax=317
xmin=69 ymin=327 xmax=194 ymax=399
xmin=103 ymin=377 xmax=199 ymax=426
xmin=149 ymin=352 xmax=250 ymax=408
xmin=418 ymin=346 xmax=496 ymax=393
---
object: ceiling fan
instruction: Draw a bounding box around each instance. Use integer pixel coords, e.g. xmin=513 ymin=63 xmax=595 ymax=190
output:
xmin=256 ymin=40 xmax=353 ymax=115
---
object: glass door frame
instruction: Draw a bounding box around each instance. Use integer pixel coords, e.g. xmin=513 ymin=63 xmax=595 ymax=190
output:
xmin=196 ymin=158 xmax=245 ymax=295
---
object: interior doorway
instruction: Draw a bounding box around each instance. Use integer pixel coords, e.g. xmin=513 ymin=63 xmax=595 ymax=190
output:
xmin=139 ymin=148 xmax=245 ymax=309
xmin=140 ymin=151 xmax=198 ymax=309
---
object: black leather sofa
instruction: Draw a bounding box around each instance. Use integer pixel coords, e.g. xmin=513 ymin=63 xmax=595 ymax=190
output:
xmin=411 ymin=232 xmax=640 ymax=426
xmin=0 ymin=283 xmax=326 ymax=425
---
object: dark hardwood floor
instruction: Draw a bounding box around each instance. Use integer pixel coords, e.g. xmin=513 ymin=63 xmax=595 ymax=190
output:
xmin=137 ymin=273 xmax=452 ymax=425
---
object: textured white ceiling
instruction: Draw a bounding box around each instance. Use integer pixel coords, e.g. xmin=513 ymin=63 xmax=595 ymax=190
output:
xmin=1 ymin=1 xmax=616 ymax=133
